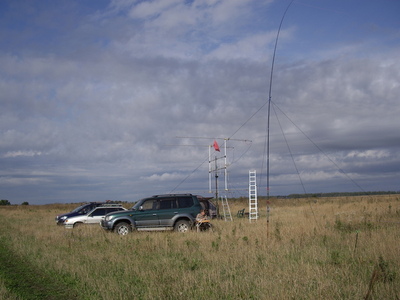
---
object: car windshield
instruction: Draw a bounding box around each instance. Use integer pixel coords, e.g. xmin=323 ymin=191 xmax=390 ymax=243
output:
xmin=131 ymin=201 xmax=142 ymax=210
xmin=71 ymin=204 xmax=89 ymax=213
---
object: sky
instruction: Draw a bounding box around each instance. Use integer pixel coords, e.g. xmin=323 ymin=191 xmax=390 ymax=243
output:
xmin=1 ymin=0 xmax=399 ymax=205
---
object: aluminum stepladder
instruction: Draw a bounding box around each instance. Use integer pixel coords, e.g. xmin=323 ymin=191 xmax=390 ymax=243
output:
xmin=220 ymin=195 xmax=232 ymax=221
xmin=249 ymin=170 xmax=258 ymax=221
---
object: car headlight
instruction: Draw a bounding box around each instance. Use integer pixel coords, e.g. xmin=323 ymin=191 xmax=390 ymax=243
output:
xmin=105 ymin=215 xmax=114 ymax=221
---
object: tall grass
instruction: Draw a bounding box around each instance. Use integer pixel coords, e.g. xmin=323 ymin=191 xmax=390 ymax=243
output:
xmin=0 ymin=195 xmax=399 ymax=299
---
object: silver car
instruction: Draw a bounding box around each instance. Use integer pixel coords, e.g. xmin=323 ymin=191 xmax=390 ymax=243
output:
xmin=63 ymin=204 xmax=127 ymax=228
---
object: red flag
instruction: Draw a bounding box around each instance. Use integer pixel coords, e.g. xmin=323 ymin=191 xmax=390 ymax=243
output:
xmin=213 ymin=140 xmax=220 ymax=152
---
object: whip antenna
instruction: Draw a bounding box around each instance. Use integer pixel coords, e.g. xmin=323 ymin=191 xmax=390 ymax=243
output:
xmin=266 ymin=0 xmax=295 ymax=198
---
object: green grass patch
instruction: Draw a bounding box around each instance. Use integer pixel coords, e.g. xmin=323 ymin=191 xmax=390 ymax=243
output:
xmin=0 ymin=237 xmax=81 ymax=300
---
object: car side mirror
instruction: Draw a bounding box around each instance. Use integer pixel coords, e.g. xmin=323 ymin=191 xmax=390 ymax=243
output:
xmin=139 ymin=206 xmax=144 ymax=211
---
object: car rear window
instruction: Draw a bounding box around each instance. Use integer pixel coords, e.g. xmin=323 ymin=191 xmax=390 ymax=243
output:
xmin=158 ymin=198 xmax=177 ymax=209
xmin=177 ymin=197 xmax=194 ymax=208
xmin=106 ymin=208 xmax=122 ymax=213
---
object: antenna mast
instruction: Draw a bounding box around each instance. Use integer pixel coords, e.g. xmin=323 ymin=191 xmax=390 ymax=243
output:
xmin=209 ymin=139 xmax=229 ymax=198
xmin=266 ymin=0 xmax=294 ymax=199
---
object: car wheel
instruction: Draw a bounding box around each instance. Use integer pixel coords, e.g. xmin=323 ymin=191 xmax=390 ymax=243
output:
xmin=73 ymin=222 xmax=83 ymax=228
xmin=114 ymin=222 xmax=131 ymax=235
xmin=174 ymin=220 xmax=190 ymax=233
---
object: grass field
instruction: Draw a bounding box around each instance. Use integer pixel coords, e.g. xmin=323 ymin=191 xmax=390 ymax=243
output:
xmin=0 ymin=195 xmax=399 ymax=299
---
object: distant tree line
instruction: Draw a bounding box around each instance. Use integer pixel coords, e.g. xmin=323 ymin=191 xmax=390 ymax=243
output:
xmin=286 ymin=191 xmax=400 ymax=199
xmin=0 ymin=200 xmax=29 ymax=205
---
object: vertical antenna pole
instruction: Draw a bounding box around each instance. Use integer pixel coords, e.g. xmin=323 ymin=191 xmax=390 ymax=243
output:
xmin=266 ymin=0 xmax=294 ymax=216
xmin=208 ymin=145 xmax=212 ymax=193
xmin=224 ymin=139 xmax=228 ymax=191
xmin=215 ymin=156 xmax=218 ymax=200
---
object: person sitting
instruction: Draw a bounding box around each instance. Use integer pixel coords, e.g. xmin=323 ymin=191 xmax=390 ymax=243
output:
xmin=196 ymin=209 xmax=212 ymax=232
xmin=196 ymin=209 xmax=208 ymax=222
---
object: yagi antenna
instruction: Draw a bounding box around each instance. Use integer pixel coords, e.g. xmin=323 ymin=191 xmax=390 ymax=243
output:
xmin=175 ymin=136 xmax=251 ymax=199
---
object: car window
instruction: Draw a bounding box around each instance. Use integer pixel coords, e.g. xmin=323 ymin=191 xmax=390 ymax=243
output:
xmin=80 ymin=207 xmax=92 ymax=214
xmin=90 ymin=208 xmax=107 ymax=216
xmin=71 ymin=204 xmax=87 ymax=213
xmin=141 ymin=199 xmax=157 ymax=210
xmin=106 ymin=208 xmax=122 ymax=213
xmin=177 ymin=197 xmax=193 ymax=208
xmin=159 ymin=198 xmax=177 ymax=210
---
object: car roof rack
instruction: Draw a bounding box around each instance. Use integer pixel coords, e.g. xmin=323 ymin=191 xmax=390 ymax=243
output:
xmin=97 ymin=203 xmax=123 ymax=207
xmin=151 ymin=194 xmax=193 ymax=197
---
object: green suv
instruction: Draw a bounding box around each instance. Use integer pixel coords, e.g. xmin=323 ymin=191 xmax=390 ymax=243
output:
xmin=100 ymin=194 xmax=203 ymax=235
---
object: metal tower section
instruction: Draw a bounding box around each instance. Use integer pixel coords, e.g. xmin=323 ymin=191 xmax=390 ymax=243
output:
xmin=220 ymin=195 xmax=233 ymax=221
xmin=208 ymin=139 xmax=229 ymax=199
xmin=249 ymin=170 xmax=258 ymax=221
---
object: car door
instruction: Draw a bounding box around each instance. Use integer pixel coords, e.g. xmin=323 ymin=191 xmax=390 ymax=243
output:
xmin=86 ymin=208 xmax=108 ymax=224
xmin=134 ymin=199 xmax=160 ymax=228
xmin=87 ymin=207 xmax=124 ymax=224
xmin=157 ymin=197 xmax=178 ymax=226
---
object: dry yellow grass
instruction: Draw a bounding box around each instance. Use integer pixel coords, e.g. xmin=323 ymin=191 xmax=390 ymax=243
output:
xmin=0 ymin=195 xmax=399 ymax=299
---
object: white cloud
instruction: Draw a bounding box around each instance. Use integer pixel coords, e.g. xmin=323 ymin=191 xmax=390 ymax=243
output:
xmin=206 ymin=32 xmax=277 ymax=61
xmin=129 ymin=0 xmax=182 ymax=19
xmin=3 ymin=150 xmax=43 ymax=158
xmin=143 ymin=172 xmax=183 ymax=182
xmin=0 ymin=176 xmax=51 ymax=186
xmin=346 ymin=150 xmax=389 ymax=160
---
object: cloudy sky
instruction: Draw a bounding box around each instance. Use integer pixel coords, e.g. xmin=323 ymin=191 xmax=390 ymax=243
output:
xmin=1 ymin=0 xmax=399 ymax=205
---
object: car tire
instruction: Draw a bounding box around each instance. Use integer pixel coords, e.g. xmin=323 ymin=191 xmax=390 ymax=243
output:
xmin=73 ymin=222 xmax=83 ymax=228
xmin=174 ymin=220 xmax=190 ymax=233
xmin=114 ymin=222 xmax=131 ymax=235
